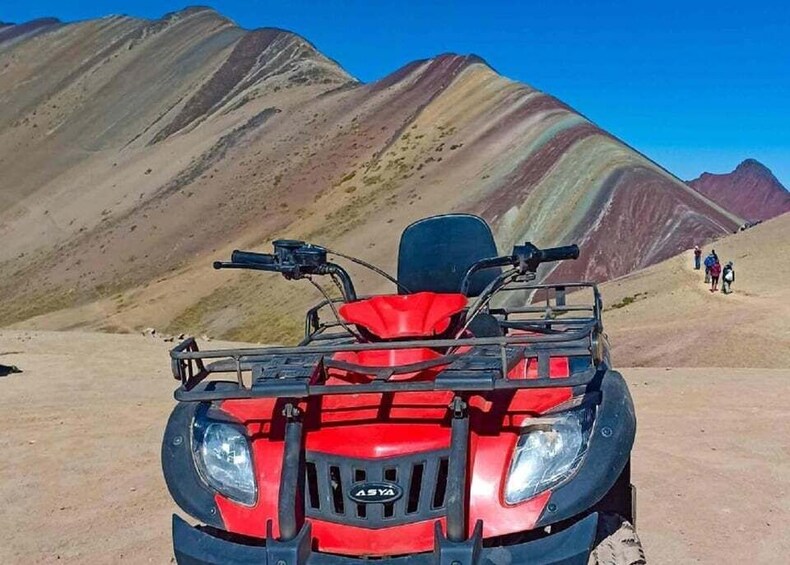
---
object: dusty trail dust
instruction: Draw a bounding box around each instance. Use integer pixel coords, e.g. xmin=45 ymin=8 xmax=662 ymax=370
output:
xmin=1 ymin=330 xmax=788 ymax=564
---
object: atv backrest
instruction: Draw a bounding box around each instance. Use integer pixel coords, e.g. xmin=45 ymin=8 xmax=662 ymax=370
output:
xmin=397 ymin=214 xmax=501 ymax=296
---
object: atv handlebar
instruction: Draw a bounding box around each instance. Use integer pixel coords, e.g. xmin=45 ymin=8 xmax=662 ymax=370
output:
xmin=215 ymin=238 xmax=579 ymax=304
xmin=460 ymin=243 xmax=580 ymax=295
xmin=214 ymin=241 xmax=358 ymax=301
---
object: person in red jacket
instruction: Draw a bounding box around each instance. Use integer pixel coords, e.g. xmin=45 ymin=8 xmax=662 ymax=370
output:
xmin=709 ymin=259 xmax=722 ymax=292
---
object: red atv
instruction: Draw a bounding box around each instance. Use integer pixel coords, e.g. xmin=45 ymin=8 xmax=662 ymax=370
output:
xmin=163 ymin=214 xmax=643 ymax=564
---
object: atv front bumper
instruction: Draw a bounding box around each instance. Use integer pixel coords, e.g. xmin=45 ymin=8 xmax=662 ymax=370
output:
xmin=172 ymin=512 xmax=599 ymax=565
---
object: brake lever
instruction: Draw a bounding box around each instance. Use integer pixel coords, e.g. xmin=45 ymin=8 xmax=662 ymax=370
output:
xmin=512 ymin=242 xmax=541 ymax=273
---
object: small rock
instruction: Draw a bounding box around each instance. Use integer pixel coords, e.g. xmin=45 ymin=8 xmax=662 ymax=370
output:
xmin=0 ymin=364 xmax=22 ymax=377
xmin=28 ymin=440 xmax=36 ymax=445
xmin=142 ymin=327 xmax=156 ymax=337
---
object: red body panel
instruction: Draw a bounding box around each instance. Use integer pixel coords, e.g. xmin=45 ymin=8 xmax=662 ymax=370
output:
xmin=338 ymin=292 xmax=467 ymax=338
xmin=216 ymin=292 xmax=573 ymax=555
xmin=219 ymin=386 xmax=571 ymax=554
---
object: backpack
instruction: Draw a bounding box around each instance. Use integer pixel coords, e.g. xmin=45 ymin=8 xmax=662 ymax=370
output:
xmin=704 ymin=255 xmax=715 ymax=268
xmin=724 ymin=270 xmax=734 ymax=282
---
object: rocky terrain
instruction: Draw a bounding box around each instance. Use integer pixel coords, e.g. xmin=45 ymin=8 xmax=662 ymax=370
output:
xmin=0 ymin=7 xmax=741 ymax=343
xmin=687 ymin=159 xmax=790 ymax=222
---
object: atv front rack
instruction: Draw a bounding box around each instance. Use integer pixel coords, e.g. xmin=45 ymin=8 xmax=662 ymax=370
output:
xmin=170 ymin=323 xmax=601 ymax=402
xmin=170 ymin=282 xmax=604 ymax=402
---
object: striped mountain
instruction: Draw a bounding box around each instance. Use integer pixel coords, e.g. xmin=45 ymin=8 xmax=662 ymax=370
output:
xmin=0 ymin=7 xmax=741 ymax=341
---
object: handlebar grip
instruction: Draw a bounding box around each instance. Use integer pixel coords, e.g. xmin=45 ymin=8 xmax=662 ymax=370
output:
xmin=213 ymin=261 xmax=281 ymax=272
xmin=538 ymin=244 xmax=580 ymax=263
xmin=231 ymin=250 xmax=276 ymax=265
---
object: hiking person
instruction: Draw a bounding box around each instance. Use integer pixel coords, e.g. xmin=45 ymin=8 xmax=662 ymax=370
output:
xmin=694 ymin=245 xmax=702 ymax=270
xmin=710 ymin=259 xmax=722 ymax=292
xmin=722 ymin=261 xmax=735 ymax=294
xmin=703 ymin=251 xmax=716 ymax=283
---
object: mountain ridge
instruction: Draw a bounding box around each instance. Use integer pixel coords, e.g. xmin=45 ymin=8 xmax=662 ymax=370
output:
xmin=0 ymin=8 xmax=742 ymax=342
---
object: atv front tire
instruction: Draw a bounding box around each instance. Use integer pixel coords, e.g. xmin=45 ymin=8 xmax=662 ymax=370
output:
xmin=588 ymin=513 xmax=646 ymax=565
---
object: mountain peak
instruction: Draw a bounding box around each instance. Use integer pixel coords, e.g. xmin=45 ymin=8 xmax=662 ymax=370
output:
xmin=734 ymin=158 xmax=776 ymax=180
xmin=162 ymin=6 xmax=221 ymax=20
xmin=688 ymin=160 xmax=790 ymax=221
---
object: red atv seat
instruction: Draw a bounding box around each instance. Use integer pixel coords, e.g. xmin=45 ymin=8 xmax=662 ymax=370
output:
xmin=338 ymin=292 xmax=467 ymax=339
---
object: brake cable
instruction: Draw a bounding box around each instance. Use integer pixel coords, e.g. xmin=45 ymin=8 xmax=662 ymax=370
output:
xmin=305 ymin=276 xmax=365 ymax=341
xmin=322 ymin=247 xmax=410 ymax=294
xmin=454 ymin=267 xmax=520 ymax=340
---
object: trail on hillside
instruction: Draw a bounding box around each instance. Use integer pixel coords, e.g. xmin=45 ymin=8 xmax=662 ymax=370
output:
xmin=595 ymin=213 xmax=790 ymax=368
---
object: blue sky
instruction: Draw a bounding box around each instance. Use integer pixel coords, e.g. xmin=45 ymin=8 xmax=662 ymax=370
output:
xmin=3 ymin=1 xmax=788 ymax=186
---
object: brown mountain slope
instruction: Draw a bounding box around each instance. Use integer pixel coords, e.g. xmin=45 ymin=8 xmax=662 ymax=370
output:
xmin=594 ymin=212 xmax=790 ymax=368
xmin=0 ymin=17 xmax=61 ymax=44
xmin=0 ymin=8 xmax=741 ymax=341
xmin=687 ymin=159 xmax=790 ymax=221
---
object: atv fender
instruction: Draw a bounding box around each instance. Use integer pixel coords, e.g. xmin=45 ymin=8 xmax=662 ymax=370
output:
xmin=162 ymin=386 xmax=236 ymax=530
xmin=536 ymin=369 xmax=636 ymax=527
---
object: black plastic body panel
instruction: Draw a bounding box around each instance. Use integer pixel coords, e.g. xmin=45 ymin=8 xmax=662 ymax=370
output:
xmin=162 ymin=388 xmax=230 ymax=530
xmin=304 ymin=449 xmax=449 ymax=528
xmin=536 ymin=370 xmax=636 ymax=527
xmin=172 ymin=511 xmax=598 ymax=565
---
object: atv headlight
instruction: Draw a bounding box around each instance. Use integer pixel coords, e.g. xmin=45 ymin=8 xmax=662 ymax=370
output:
xmin=504 ymin=406 xmax=594 ymax=504
xmin=192 ymin=415 xmax=256 ymax=506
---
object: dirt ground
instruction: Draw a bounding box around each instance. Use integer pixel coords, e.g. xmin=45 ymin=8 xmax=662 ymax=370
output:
xmin=1 ymin=330 xmax=788 ymax=564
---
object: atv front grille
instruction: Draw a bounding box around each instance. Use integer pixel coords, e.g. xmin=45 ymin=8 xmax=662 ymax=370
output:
xmin=304 ymin=450 xmax=450 ymax=528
